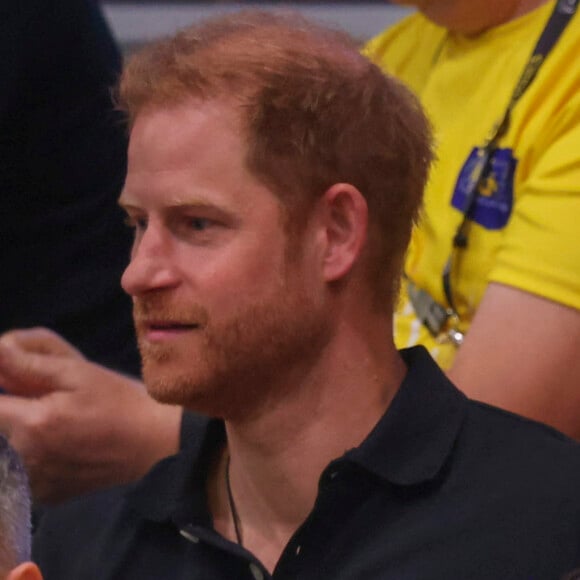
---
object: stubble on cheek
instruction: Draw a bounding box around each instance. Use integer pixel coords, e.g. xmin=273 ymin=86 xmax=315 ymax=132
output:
xmin=130 ymin=243 xmax=332 ymax=419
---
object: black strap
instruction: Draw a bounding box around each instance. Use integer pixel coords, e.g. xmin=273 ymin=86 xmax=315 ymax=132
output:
xmin=442 ymin=0 xmax=578 ymax=314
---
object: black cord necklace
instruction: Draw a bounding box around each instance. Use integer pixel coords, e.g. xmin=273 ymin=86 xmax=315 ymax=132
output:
xmin=225 ymin=454 xmax=243 ymax=546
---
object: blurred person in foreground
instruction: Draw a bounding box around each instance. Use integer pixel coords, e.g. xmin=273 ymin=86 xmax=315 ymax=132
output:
xmin=32 ymin=11 xmax=580 ymax=579
xmin=1 ymin=0 xmax=137 ymax=374
xmin=0 ymin=436 xmax=42 ymax=580
xmin=366 ymin=0 xmax=580 ymax=434
xmin=0 ymin=0 xmax=182 ymax=503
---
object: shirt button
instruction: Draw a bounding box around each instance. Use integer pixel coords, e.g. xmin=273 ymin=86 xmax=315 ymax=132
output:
xmin=249 ymin=562 xmax=264 ymax=580
xmin=295 ymin=545 xmax=302 ymax=556
xmin=329 ymin=471 xmax=338 ymax=479
xmin=179 ymin=529 xmax=200 ymax=543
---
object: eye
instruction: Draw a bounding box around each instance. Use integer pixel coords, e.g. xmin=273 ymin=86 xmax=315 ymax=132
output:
xmin=123 ymin=215 xmax=148 ymax=232
xmin=189 ymin=217 xmax=211 ymax=231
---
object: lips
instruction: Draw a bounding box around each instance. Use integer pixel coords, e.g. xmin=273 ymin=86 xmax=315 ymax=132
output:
xmin=148 ymin=322 xmax=199 ymax=331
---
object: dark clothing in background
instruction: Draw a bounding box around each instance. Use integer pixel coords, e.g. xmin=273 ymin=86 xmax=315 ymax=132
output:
xmin=0 ymin=0 xmax=139 ymax=375
xmin=33 ymin=347 xmax=580 ymax=579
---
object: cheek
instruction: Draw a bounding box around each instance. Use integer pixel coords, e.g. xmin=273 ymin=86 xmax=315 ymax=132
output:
xmin=176 ymin=240 xmax=289 ymax=299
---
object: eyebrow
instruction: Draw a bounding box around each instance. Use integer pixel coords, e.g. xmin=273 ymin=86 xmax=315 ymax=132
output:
xmin=118 ymin=198 xmax=135 ymax=211
xmin=117 ymin=198 xmax=238 ymax=227
xmin=118 ymin=192 xmax=219 ymax=209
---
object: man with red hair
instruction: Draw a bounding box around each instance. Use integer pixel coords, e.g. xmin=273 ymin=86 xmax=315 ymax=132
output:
xmin=33 ymin=11 xmax=580 ymax=580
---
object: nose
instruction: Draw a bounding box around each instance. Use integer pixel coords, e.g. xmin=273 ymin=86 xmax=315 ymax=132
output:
xmin=121 ymin=223 xmax=180 ymax=297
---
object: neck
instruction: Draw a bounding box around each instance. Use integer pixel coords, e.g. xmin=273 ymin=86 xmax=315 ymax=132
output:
xmin=420 ymin=0 xmax=550 ymax=35
xmin=208 ymin=314 xmax=406 ymax=572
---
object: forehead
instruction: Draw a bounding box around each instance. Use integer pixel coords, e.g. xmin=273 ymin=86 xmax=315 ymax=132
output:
xmin=127 ymin=99 xmax=243 ymax=174
xmin=120 ymin=99 xmax=277 ymax=212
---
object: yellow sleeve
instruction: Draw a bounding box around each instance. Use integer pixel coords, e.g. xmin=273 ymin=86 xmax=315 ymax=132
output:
xmin=489 ymin=93 xmax=580 ymax=311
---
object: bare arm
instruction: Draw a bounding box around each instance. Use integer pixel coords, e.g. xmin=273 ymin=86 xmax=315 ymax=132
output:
xmin=448 ymin=282 xmax=580 ymax=438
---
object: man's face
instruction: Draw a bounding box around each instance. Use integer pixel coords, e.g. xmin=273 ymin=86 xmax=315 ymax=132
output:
xmin=120 ymin=100 xmax=331 ymax=420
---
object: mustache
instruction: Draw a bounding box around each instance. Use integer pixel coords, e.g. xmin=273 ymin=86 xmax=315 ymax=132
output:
xmin=133 ymin=296 xmax=209 ymax=327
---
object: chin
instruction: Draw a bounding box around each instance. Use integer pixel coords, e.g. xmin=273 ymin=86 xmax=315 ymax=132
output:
xmin=143 ymin=361 xmax=198 ymax=401
xmin=142 ymin=363 xmax=224 ymax=417
xmin=143 ymin=363 xmax=269 ymax=421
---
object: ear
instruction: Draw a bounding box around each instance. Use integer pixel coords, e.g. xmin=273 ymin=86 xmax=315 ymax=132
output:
xmin=318 ymin=183 xmax=368 ymax=283
xmin=6 ymin=562 xmax=43 ymax=580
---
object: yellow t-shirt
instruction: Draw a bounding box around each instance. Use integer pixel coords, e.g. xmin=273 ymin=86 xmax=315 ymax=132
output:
xmin=366 ymin=2 xmax=580 ymax=369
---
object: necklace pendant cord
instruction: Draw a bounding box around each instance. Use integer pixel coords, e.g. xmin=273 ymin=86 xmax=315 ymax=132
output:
xmin=225 ymin=454 xmax=244 ymax=547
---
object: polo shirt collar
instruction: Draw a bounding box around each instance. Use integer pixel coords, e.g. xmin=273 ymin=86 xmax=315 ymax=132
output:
xmin=347 ymin=346 xmax=468 ymax=486
xmin=127 ymin=346 xmax=467 ymax=522
xmin=126 ymin=413 xmax=224 ymax=525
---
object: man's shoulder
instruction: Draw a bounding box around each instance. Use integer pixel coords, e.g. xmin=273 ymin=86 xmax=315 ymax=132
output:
xmin=460 ymin=397 xmax=580 ymax=496
xmin=395 ymin=347 xmax=580 ymax=501
xmin=33 ymin=483 xmax=137 ymax=577
xmin=467 ymin=396 xmax=580 ymax=449
xmin=35 ymin=482 xmax=131 ymax=534
xmin=32 ymin=447 xmax=191 ymax=579
xmin=32 ymin=421 xmax=216 ymax=580
xmin=403 ymin=346 xmax=580 ymax=483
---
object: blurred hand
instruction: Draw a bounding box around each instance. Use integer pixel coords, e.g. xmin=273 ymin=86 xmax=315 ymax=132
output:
xmin=0 ymin=327 xmax=182 ymax=504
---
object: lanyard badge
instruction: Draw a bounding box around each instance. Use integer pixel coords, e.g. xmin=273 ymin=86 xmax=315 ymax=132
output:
xmin=407 ymin=279 xmax=465 ymax=346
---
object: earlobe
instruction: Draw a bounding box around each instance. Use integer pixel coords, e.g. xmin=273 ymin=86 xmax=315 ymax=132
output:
xmin=6 ymin=562 xmax=43 ymax=580
xmin=320 ymin=183 xmax=368 ymax=283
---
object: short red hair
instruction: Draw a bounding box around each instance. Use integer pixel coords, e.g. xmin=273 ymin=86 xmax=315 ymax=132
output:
xmin=118 ymin=11 xmax=433 ymax=308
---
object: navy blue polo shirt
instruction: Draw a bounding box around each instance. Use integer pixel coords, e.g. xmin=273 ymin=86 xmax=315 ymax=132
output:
xmin=33 ymin=347 xmax=580 ymax=579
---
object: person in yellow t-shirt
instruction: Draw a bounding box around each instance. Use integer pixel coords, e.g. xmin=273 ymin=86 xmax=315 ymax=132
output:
xmin=366 ymin=0 xmax=580 ymax=437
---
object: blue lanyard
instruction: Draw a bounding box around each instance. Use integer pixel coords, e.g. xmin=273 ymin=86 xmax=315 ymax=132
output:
xmin=442 ymin=0 xmax=579 ymax=315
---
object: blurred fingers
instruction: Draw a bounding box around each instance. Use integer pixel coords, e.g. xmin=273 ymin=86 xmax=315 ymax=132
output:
xmin=0 ymin=327 xmax=85 ymax=358
xmin=0 ymin=393 xmax=40 ymax=439
xmin=0 ymin=341 xmax=76 ymax=396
